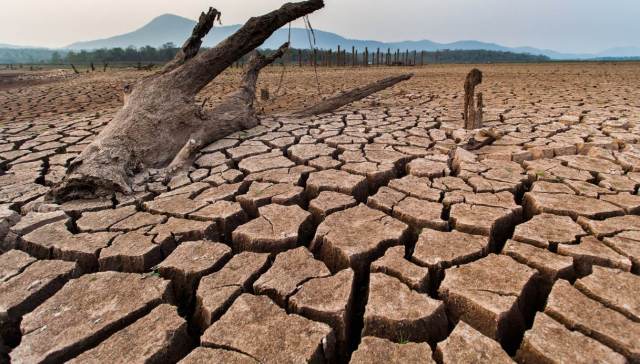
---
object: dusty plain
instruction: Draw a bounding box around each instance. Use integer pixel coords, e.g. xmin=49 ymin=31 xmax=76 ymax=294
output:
xmin=1 ymin=63 xmax=639 ymax=363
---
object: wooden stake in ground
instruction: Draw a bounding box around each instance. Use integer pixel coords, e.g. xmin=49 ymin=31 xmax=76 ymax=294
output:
xmin=49 ymin=0 xmax=413 ymax=202
xmin=463 ymin=68 xmax=483 ymax=129
xmin=475 ymin=92 xmax=484 ymax=128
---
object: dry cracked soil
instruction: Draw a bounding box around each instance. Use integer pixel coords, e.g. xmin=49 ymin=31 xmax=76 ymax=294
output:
xmin=1 ymin=63 xmax=640 ymax=363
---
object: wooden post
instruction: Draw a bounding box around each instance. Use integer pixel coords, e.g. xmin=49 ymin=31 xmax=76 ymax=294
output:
xmin=337 ymin=45 xmax=341 ymax=67
xmin=387 ymin=48 xmax=391 ymax=66
xmin=404 ymin=50 xmax=409 ymax=65
xmin=464 ymin=68 xmax=483 ymax=129
xmin=413 ymin=51 xmax=417 ymax=66
xmin=364 ymin=47 xmax=369 ymax=67
xmin=351 ymin=46 xmax=354 ymax=67
xmin=376 ymin=48 xmax=380 ymax=66
xmin=328 ymin=49 xmax=332 ymax=67
xmin=420 ymin=51 xmax=424 ymax=66
xmin=475 ymin=92 xmax=484 ymax=129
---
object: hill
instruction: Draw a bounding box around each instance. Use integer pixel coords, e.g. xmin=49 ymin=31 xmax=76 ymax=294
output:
xmin=66 ymin=14 xmax=639 ymax=60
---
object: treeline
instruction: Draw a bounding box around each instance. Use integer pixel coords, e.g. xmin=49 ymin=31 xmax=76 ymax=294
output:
xmin=0 ymin=48 xmax=58 ymax=64
xmin=0 ymin=44 xmax=550 ymax=65
xmin=54 ymin=45 xmax=550 ymax=65
xmin=61 ymin=43 xmax=180 ymax=64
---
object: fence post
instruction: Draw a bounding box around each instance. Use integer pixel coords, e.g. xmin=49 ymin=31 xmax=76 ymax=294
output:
xmin=364 ymin=47 xmax=368 ymax=67
xmin=420 ymin=51 xmax=424 ymax=66
xmin=351 ymin=46 xmax=355 ymax=67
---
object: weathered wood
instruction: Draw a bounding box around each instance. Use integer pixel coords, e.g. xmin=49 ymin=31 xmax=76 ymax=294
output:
xmin=463 ymin=68 xmax=483 ymax=129
xmin=475 ymin=92 xmax=484 ymax=128
xmin=163 ymin=43 xmax=291 ymax=177
xmin=294 ymin=73 xmax=413 ymax=117
xmin=161 ymin=8 xmax=221 ymax=73
xmin=50 ymin=0 xmax=325 ymax=201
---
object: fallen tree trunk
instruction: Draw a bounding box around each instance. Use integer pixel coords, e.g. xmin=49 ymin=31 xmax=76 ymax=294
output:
xmin=163 ymin=43 xmax=292 ymax=177
xmin=294 ymin=74 xmax=413 ymax=117
xmin=49 ymin=1 xmax=325 ymax=201
xmin=49 ymin=0 xmax=413 ymax=202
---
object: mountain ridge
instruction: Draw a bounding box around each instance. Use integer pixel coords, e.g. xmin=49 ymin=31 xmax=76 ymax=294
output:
xmin=4 ymin=14 xmax=639 ymax=60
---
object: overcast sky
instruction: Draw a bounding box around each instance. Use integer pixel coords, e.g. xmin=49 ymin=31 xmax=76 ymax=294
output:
xmin=1 ymin=0 xmax=638 ymax=53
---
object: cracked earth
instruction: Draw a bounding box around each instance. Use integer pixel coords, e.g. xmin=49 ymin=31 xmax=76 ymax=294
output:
xmin=1 ymin=63 xmax=639 ymax=363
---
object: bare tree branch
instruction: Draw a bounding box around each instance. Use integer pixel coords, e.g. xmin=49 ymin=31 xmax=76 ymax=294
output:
xmin=294 ymin=73 xmax=413 ymax=117
xmin=162 ymin=7 xmax=221 ymax=73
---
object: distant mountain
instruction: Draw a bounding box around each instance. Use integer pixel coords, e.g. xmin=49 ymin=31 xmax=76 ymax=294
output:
xmin=66 ymin=14 xmax=640 ymax=60
xmin=2 ymin=13 xmax=627 ymax=60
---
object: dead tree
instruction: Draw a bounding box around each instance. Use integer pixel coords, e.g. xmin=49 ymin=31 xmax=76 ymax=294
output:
xmin=463 ymin=68 xmax=482 ymax=129
xmin=70 ymin=64 xmax=80 ymax=74
xmin=49 ymin=0 xmax=412 ymax=202
xmin=475 ymin=92 xmax=484 ymax=128
xmin=294 ymin=74 xmax=412 ymax=117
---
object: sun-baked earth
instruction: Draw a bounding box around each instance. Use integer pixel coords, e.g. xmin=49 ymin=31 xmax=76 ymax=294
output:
xmin=1 ymin=63 xmax=639 ymax=363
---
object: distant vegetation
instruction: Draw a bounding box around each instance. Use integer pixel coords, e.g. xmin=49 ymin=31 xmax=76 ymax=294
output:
xmin=6 ymin=44 xmax=640 ymax=66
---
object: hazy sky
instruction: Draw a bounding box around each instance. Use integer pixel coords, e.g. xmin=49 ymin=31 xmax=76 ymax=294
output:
xmin=1 ymin=0 xmax=639 ymax=53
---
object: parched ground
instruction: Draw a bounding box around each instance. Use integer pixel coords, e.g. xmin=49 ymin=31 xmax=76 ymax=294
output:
xmin=1 ymin=63 xmax=640 ymax=363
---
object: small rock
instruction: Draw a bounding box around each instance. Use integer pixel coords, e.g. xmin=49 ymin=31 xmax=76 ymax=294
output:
xmin=577 ymin=215 xmax=640 ymax=238
xmin=236 ymin=182 xmax=304 ymax=217
xmin=110 ymin=211 xmax=167 ymax=232
xmin=371 ymin=246 xmax=430 ymax=292
xmin=253 ymin=247 xmax=330 ymax=306
xmin=524 ymin=192 xmax=624 ymax=220
xmin=545 ymin=280 xmax=640 ymax=362
xmin=575 ymin=266 xmax=640 ymax=322
xmin=11 ymin=272 xmax=171 ymax=364
xmin=438 ymin=254 xmax=538 ymax=348
xmin=435 ymin=320 xmax=513 ymax=364
xmin=201 ymin=294 xmax=335 ymax=363
xmin=194 ymin=252 xmax=270 ymax=331
xmin=289 ymin=269 xmax=354 ymax=355
xmin=311 ymin=204 xmax=408 ymax=273
xmin=308 ymin=191 xmax=358 ymax=223
xmin=516 ymin=312 xmax=626 ymax=364
xmin=76 ymin=206 xmax=137 ymax=232
xmin=148 ymin=217 xmax=217 ymax=253
xmin=157 ymin=240 xmax=232 ymax=302
xmin=233 ymin=204 xmax=313 ymax=253
xmin=512 ymin=213 xmax=586 ymax=249
xmin=10 ymin=210 xmax=69 ymax=236
xmin=188 ymin=200 xmax=247 ymax=242
xmin=306 ymin=169 xmax=369 ymax=202
xmin=449 ymin=203 xmax=516 ymax=250
xmin=0 ymin=249 xmax=36 ymax=283
xmin=179 ymin=347 xmax=258 ymax=364
xmin=350 ymin=336 xmax=435 ymax=364
xmin=98 ymin=231 xmax=162 ymax=273
xmin=68 ymin=304 xmax=190 ymax=364
xmin=502 ymin=239 xmax=575 ymax=282
xmin=557 ymin=236 xmax=632 ymax=275
xmin=363 ymin=273 xmax=448 ymax=344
